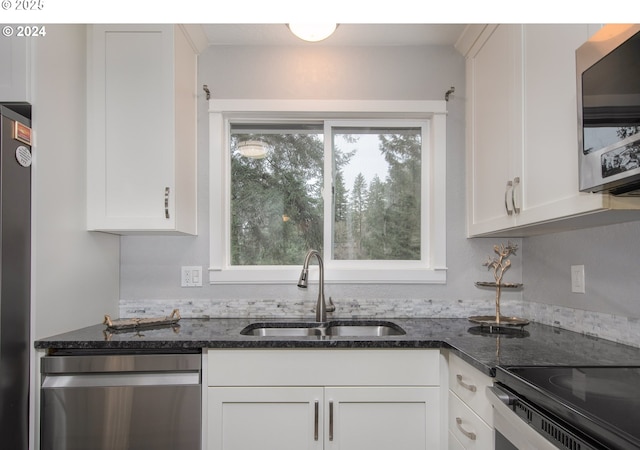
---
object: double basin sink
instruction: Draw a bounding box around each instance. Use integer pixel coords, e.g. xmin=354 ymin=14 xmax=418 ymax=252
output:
xmin=240 ymin=320 xmax=406 ymax=337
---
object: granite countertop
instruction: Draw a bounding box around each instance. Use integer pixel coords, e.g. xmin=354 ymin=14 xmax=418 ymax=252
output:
xmin=34 ymin=318 xmax=640 ymax=377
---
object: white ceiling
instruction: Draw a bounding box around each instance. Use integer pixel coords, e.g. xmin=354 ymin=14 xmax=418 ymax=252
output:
xmin=202 ymin=24 xmax=467 ymax=46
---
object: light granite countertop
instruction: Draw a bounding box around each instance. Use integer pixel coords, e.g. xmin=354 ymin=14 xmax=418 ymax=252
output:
xmin=34 ymin=318 xmax=640 ymax=377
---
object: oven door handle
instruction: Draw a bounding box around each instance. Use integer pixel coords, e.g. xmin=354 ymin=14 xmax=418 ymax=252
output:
xmin=487 ymin=384 xmax=517 ymax=406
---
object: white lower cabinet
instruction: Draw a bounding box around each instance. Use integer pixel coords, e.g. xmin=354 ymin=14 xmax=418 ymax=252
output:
xmin=447 ymin=353 xmax=494 ymax=450
xmin=207 ymin=387 xmax=322 ymax=450
xmin=208 ymin=386 xmax=438 ymax=450
xmin=205 ymin=349 xmax=442 ymax=450
xmin=327 ymin=387 xmax=438 ymax=449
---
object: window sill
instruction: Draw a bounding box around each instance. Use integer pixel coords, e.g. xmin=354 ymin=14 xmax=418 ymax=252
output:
xmin=208 ymin=266 xmax=447 ymax=285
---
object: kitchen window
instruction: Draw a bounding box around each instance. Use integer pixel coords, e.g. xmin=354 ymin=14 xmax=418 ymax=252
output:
xmin=209 ymin=100 xmax=447 ymax=284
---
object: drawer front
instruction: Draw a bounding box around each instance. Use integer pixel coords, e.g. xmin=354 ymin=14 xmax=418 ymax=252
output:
xmin=207 ymin=349 xmax=440 ymax=386
xmin=448 ymin=391 xmax=493 ymax=450
xmin=448 ymin=353 xmax=494 ymax=425
xmin=448 ymin=430 xmax=466 ymax=450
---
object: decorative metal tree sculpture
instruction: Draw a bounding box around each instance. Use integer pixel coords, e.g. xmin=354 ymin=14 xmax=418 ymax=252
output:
xmin=482 ymin=241 xmax=518 ymax=325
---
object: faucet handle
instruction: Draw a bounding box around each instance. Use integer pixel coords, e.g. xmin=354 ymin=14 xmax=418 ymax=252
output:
xmin=326 ymin=296 xmax=336 ymax=312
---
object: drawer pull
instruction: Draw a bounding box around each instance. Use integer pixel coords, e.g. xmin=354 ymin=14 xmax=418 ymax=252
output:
xmin=329 ymin=401 xmax=334 ymax=441
xmin=314 ymin=400 xmax=319 ymax=441
xmin=456 ymin=374 xmax=477 ymax=392
xmin=456 ymin=417 xmax=477 ymax=441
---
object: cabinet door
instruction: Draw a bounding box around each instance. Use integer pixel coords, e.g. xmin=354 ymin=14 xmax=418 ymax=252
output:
xmin=448 ymin=430 xmax=466 ymax=450
xmin=87 ymin=24 xmax=197 ymax=234
xmin=467 ymin=25 xmax=523 ymax=235
xmin=325 ymin=387 xmax=440 ymax=450
xmin=519 ymin=24 xmax=607 ymax=225
xmin=207 ymin=387 xmax=323 ymax=450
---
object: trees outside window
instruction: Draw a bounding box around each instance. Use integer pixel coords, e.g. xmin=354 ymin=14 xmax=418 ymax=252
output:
xmin=331 ymin=127 xmax=422 ymax=262
xmin=230 ymin=124 xmax=422 ymax=266
xmin=230 ymin=126 xmax=324 ymax=265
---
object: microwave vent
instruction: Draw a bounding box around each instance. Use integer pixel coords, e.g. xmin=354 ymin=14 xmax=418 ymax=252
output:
xmin=609 ymin=180 xmax=640 ymax=196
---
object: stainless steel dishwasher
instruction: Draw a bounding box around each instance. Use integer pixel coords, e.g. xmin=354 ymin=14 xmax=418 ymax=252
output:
xmin=40 ymin=352 xmax=201 ymax=450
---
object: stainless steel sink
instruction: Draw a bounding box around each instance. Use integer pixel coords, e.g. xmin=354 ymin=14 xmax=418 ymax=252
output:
xmin=240 ymin=320 xmax=406 ymax=337
xmin=324 ymin=324 xmax=405 ymax=336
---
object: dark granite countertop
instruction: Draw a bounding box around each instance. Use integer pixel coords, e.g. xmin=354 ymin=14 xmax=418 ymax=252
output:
xmin=34 ymin=318 xmax=640 ymax=377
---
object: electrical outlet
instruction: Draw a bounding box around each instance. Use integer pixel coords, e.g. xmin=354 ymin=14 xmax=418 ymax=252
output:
xmin=181 ymin=266 xmax=203 ymax=287
xmin=571 ymin=265 xmax=585 ymax=294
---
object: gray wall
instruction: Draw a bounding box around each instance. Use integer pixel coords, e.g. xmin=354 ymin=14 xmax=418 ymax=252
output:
xmin=32 ymin=25 xmax=120 ymax=339
xmin=523 ymin=220 xmax=640 ymax=319
xmin=119 ymin=43 xmax=522 ymax=309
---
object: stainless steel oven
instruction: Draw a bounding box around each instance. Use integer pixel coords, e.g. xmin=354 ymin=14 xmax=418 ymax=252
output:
xmin=488 ymin=384 xmax=562 ymax=449
xmin=487 ymin=366 xmax=640 ymax=450
xmin=40 ymin=352 xmax=202 ymax=450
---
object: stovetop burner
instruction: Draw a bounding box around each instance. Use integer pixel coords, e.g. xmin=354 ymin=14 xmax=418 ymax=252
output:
xmin=496 ymin=366 xmax=640 ymax=449
xmin=548 ymin=371 xmax=636 ymax=399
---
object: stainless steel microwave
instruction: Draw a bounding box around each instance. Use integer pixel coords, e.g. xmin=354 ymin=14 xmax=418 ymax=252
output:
xmin=577 ymin=24 xmax=640 ymax=195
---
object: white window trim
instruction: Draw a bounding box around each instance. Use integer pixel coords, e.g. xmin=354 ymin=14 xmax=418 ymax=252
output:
xmin=209 ymin=99 xmax=448 ymax=284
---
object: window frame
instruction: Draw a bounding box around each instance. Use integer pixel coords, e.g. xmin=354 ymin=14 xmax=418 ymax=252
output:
xmin=209 ymin=99 xmax=447 ymax=284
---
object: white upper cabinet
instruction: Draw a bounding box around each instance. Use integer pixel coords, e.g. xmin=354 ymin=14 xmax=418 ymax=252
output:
xmin=465 ymin=25 xmax=523 ymax=235
xmin=462 ymin=24 xmax=640 ymax=237
xmin=87 ymin=24 xmax=201 ymax=235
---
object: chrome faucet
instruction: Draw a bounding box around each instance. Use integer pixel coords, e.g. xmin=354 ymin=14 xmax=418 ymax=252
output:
xmin=297 ymin=249 xmax=335 ymax=322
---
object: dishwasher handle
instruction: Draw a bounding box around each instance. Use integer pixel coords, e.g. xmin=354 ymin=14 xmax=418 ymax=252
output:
xmin=41 ymin=353 xmax=201 ymax=375
xmin=42 ymin=372 xmax=200 ymax=388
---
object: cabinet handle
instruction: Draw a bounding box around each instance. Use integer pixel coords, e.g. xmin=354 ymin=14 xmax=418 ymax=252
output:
xmin=504 ymin=180 xmax=514 ymax=216
xmin=456 ymin=417 xmax=477 ymax=441
xmin=164 ymin=187 xmax=170 ymax=219
xmin=512 ymin=176 xmax=521 ymax=214
xmin=329 ymin=401 xmax=334 ymax=441
xmin=456 ymin=374 xmax=477 ymax=392
xmin=314 ymin=400 xmax=319 ymax=441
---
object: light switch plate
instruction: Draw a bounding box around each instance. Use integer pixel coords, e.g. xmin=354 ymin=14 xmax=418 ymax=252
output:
xmin=571 ymin=265 xmax=585 ymax=294
xmin=181 ymin=266 xmax=203 ymax=287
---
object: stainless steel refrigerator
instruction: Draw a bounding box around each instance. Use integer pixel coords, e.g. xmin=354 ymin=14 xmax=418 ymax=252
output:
xmin=0 ymin=103 xmax=32 ymax=450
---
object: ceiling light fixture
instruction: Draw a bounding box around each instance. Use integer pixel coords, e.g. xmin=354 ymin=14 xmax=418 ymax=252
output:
xmin=288 ymin=23 xmax=337 ymax=42
xmin=237 ymin=140 xmax=269 ymax=159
